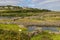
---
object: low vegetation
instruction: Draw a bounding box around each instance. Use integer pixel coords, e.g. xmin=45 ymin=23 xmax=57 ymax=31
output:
xmin=0 ymin=28 xmax=60 ymax=40
xmin=0 ymin=29 xmax=30 ymax=40
xmin=31 ymin=32 xmax=60 ymax=40
xmin=0 ymin=5 xmax=60 ymax=40
xmin=0 ymin=24 xmax=27 ymax=31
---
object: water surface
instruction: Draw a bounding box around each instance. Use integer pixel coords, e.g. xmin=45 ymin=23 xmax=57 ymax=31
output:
xmin=28 ymin=26 xmax=60 ymax=32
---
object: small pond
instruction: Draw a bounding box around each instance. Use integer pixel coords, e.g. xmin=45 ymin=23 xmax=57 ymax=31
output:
xmin=27 ymin=26 xmax=60 ymax=32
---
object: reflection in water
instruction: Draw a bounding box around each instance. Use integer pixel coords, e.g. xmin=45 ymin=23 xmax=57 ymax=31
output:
xmin=42 ymin=27 xmax=59 ymax=32
xmin=28 ymin=26 xmax=60 ymax=32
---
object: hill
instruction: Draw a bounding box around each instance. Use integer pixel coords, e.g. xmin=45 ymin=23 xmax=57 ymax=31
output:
xmin=0 ymin=5 xmax=51 ymax=17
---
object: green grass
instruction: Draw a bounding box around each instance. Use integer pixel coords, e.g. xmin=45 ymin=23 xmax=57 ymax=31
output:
xmin=0 ymin=24 xmax=27 ymax=31
xmin=0 ymin=24 xmax=20 ymax=31
xmin=0 ymin=24 xmax=29 ymax=40
xmin=31 ymin=32 xmax=52 ymax=40
xmin=52 ymin=34 xmax=60 ymax=40
xmin=31 ymin=32 xmax=60 ymax=40
xmin=0 ymin=29 xmax=30 ymax=40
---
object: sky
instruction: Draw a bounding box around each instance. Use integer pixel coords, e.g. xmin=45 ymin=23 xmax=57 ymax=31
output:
xmin=0 ymin=0 xmax=60 ymax=11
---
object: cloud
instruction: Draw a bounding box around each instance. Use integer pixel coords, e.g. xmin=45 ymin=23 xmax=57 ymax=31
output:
xmin=0 ymin=0 xmax=22 ymax=6
xmin=0 ymin=0 xmax=60 ymax=11
xmin=39 ymin=0 xmax=60 ymax=5
xmin=31 ymin=0 xmax=60 ymax=5
xmin=30 ymin=0 xmax=60 ymax=11
xmin=32 ymin=0 xmax=38 ymax=2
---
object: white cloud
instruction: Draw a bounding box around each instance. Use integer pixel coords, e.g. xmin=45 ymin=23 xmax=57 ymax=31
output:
xmin=32 ymin=0 xmax=37 ymax=2
xmin=39 ymin=0 xmax=60 ymax=5
xmin=31 ymin=0 xmax=60 ymax=11
xmin=0 ymin=0 xmax=22 ymax=6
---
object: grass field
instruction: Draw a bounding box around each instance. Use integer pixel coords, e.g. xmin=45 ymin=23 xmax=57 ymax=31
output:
xmin=0 ymin=24 xmax=27 ymax=31
xmin=0 ymin=24 xmax=20 ymax=31
xmin=31 ymin=32 xmax=60 ymax=40
xmin=0 ymin=11 xmax=60 ymax=40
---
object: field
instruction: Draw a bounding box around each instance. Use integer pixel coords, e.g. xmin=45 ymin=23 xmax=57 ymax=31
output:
xmin=31 ymin=32 xmax=60 ymax=40
xmin=0 ymin=24 xmax=20 ymax=31
xmin=0 ymin=24 xmax=27 ymax=31
xmin=0 ymin=24 xmax=60 ymax=40
xmin=0 ymin=24 xmax=30 ymax=40
xmin=0 ymin=7 xmax=60 ymax=40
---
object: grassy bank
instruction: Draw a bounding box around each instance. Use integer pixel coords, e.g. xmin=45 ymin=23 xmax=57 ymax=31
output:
xmin=31 ymin=32 xmax=60 ymax=40
xmin=0 ymin=24 xmax=27 ymax=31
xmin=0 ymin=24 xmax=60 ymax=40
xmin=0 ymin=29 xmax=30 ymax=40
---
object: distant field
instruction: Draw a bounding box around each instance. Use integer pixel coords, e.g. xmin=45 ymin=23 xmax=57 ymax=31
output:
xmin=0 ymin=11 xmax=60 ymax=26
